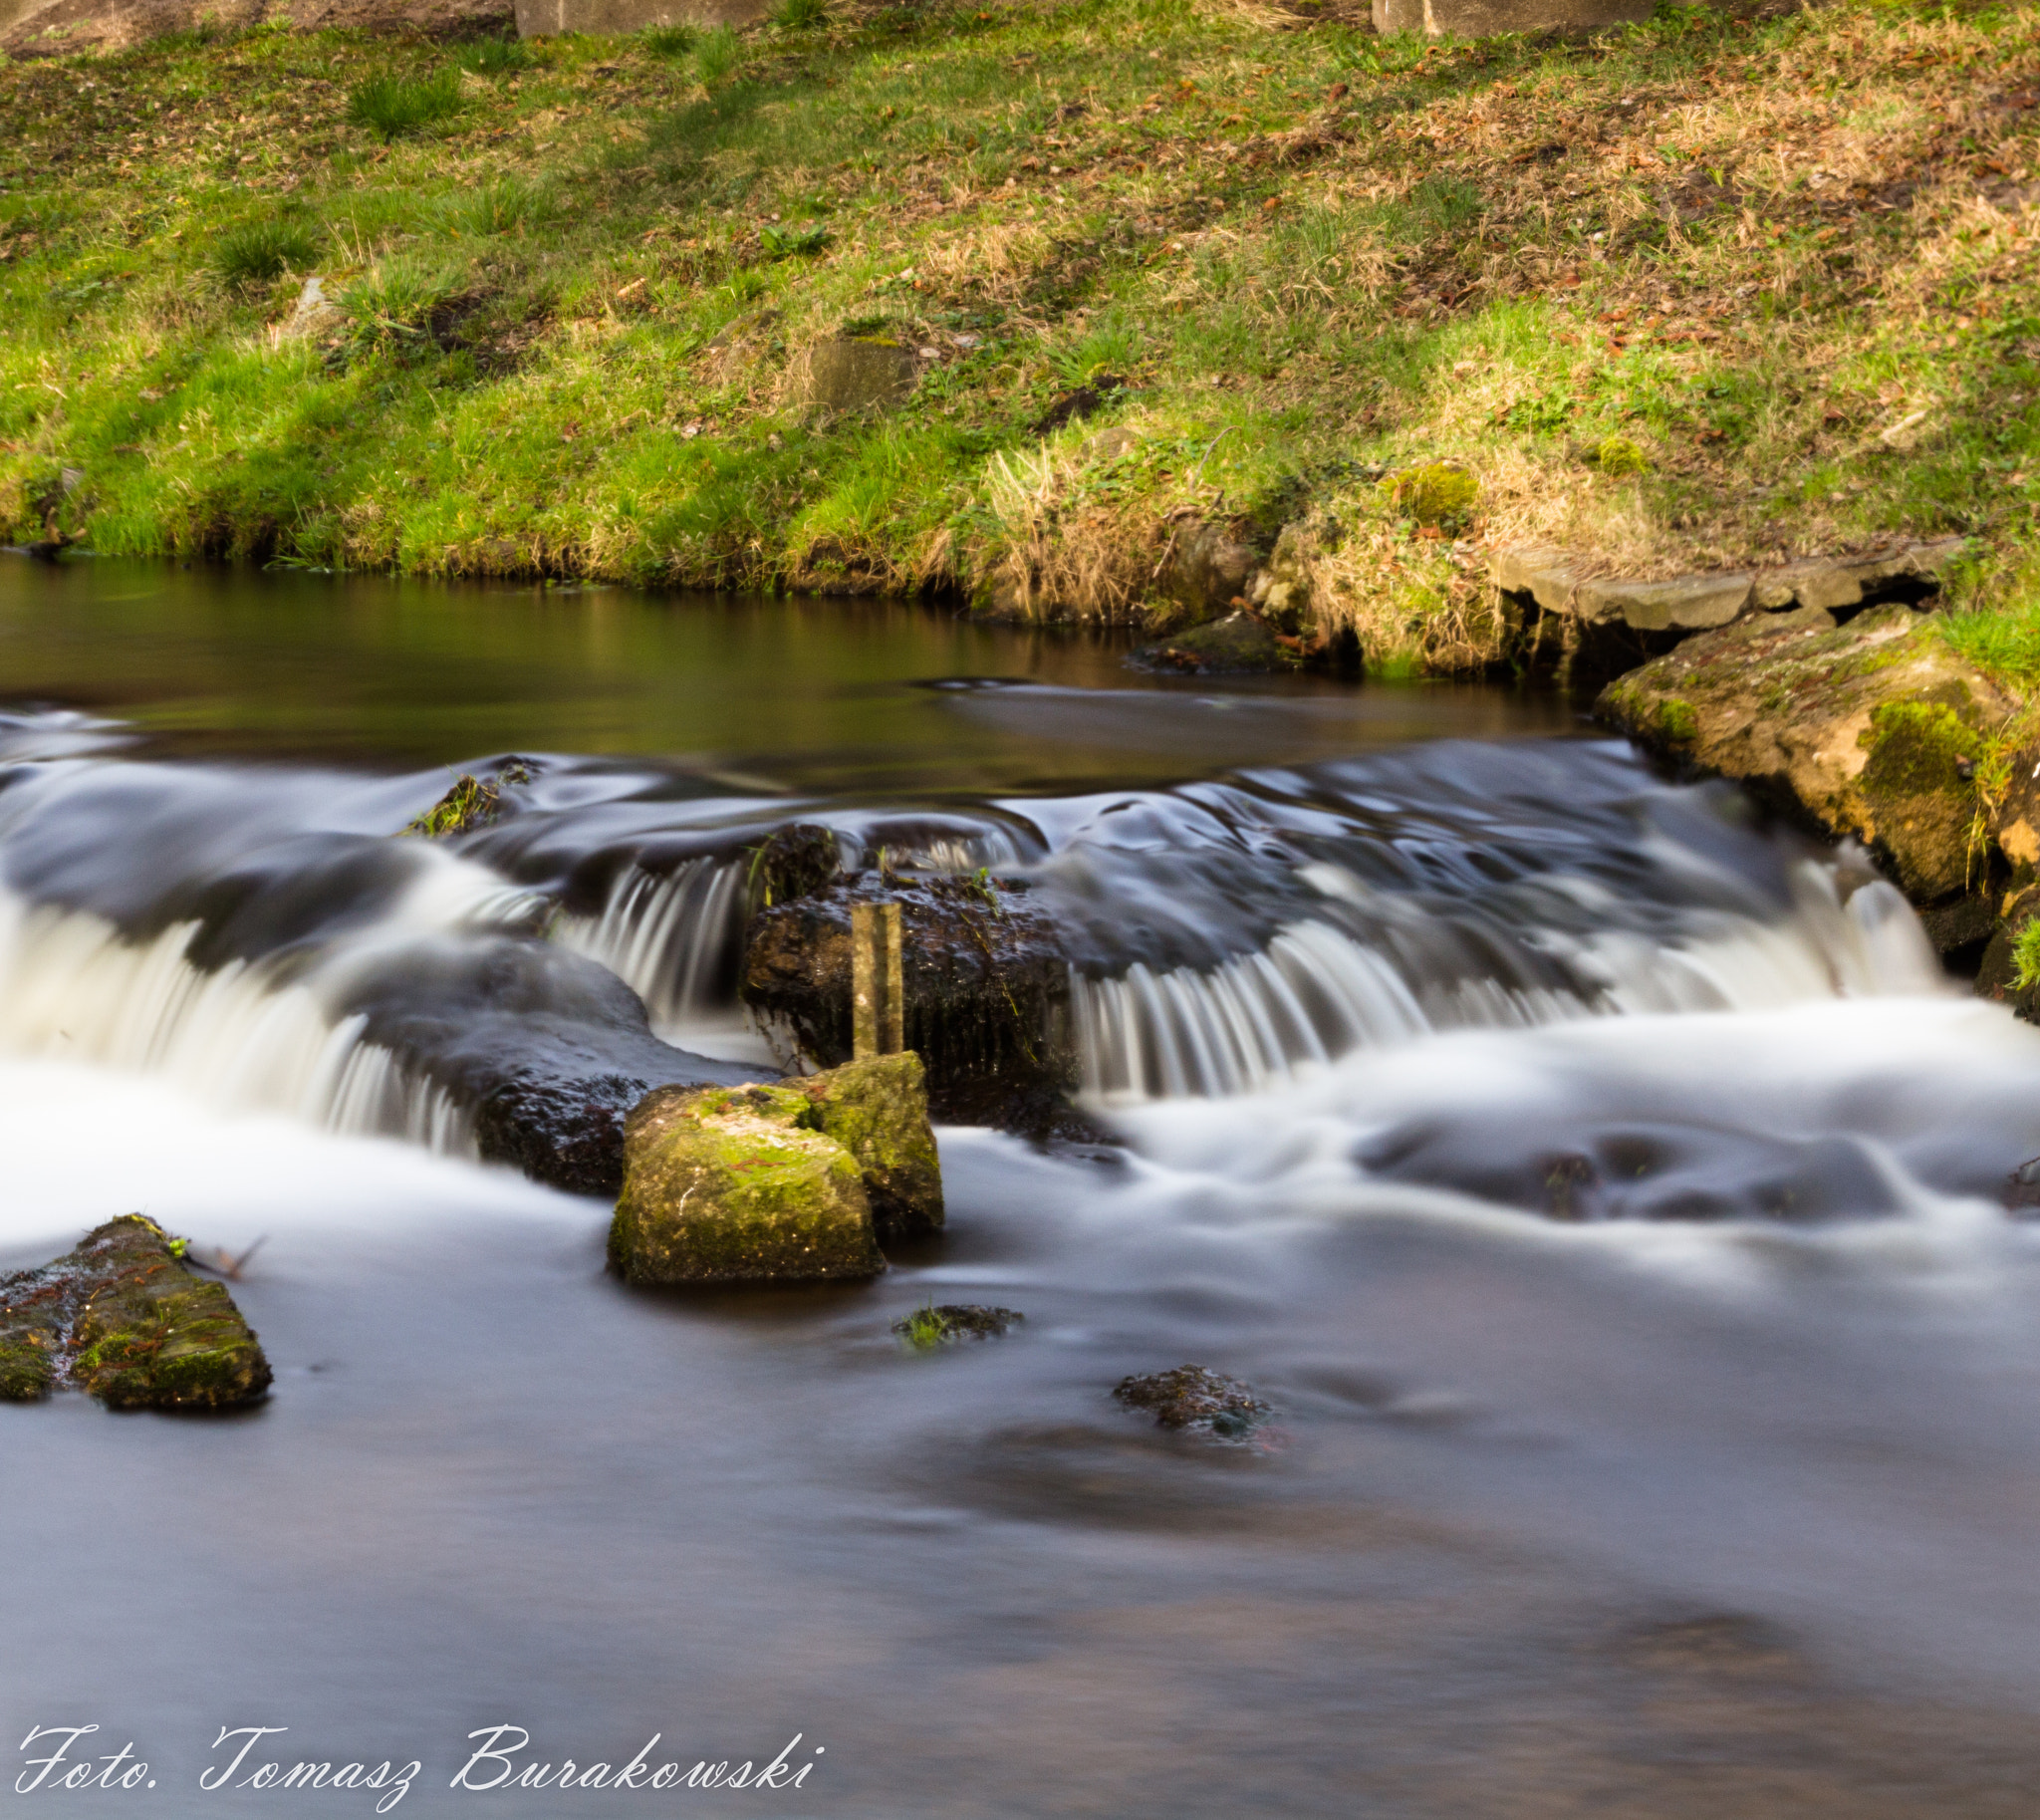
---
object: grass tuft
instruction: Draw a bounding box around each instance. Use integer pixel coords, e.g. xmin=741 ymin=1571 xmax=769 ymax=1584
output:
xmin=693 ymin=24 xmax=743 ymax=88
xmin=212 ymin=217 xmax=318 ymax=289
xmin=346 ymin=70 xmax=463 ymax=141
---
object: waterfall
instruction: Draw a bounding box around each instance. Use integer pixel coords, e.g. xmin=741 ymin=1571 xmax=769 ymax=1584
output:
xmin=1073 ymin=866 xmax=1944 ymax=1104
xmin=0 ymin=855 xmax=544 ymax=1154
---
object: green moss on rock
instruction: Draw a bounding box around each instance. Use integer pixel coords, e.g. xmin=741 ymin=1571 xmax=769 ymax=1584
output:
xmin=611 ymin=1082 xmax=885 ymax=1286
xmin=0 ymin=1215 xmax=270 ymax=1411
xmin=799 ymin=1052 xmax=944 ymax=1245
xmin=1384 ymin=462 xmax=1478 ymax=530
xmin=1657 ymin=696 xmax=1699 ymax=744
xmin=1858 ymin=698 xmax=1982 ymax=800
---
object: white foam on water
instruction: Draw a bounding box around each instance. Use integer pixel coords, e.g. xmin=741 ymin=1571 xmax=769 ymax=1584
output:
xmin=0 ymin=851 xmax=543 ymax=1154
xmin=1076 ymin=863 xmax=1946 ymax=1104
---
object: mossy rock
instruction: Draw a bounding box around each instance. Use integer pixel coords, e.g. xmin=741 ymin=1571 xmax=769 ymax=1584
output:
xmin=795 ymin=337 xmax=918 ymax=419
xmin=0 ymin=1215 xmax=271 ymax=1411
xmin=1132 ymin=610 xmax=1285 ymax=675
xmin=1384 ymin=462 xmax=1477 ymax=530
xmin=611 ymin=1082 xmax=885 ymax=1286
xmin=798 ymin=1052 xmax=944 ymax=1245
xmin=1595 ymin=603 xmax=2010 ymax=905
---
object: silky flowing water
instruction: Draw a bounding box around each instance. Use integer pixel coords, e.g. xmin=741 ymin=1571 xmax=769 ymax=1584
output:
xmin=8 ymin=555 xmax=2040 ymax=1817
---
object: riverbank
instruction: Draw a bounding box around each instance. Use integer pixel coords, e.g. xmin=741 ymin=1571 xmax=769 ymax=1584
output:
xmin=2 ymin=0 xmax=2036 ymax=671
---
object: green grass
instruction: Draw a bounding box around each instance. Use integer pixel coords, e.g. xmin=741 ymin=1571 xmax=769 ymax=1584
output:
xmin=346 ymin=70 xmax=464 ymax=141
xmin=1 ymin=0 xmax=2037 ymax=672
xmin=212 ymin=216 xmax=318 ymax=288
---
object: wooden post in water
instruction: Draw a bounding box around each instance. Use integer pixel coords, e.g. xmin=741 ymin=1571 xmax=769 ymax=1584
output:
xmin=851 ymin=901 xmax=904 ymax=1059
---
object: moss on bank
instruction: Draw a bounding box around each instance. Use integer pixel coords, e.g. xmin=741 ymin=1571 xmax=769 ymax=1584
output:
xmin=3 ymin=0 xmax=2039 ymax=667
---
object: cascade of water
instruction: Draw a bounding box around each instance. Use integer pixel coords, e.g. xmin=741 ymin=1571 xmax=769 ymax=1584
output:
xmin=1073 ymin=866 xmax=1944 ymax=1104
xmin=553 ymin=858 xmax=748 ymax=1034
xmin=0 ymin=857 xmax=535 ymax=1154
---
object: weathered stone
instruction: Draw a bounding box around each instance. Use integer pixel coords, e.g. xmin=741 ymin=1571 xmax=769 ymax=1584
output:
xmin=1374 ymin=0 xmax=1650 ymax=34
xmin=609 ymin=1082 xmax=885 ymax=1286
xmin=1155 ymin=519 xmax=1259 ymax=624
xmin=1131 ymin=609 xmax=1285 ymax=675
xmin=798 ymin=1052 xmax=944 ymax=1245
xmin=0 ymin=1216 xmax=270 ymax=1410
xmin=1248 ymin=522 xmax=1312 ymax=632
xmin=1113 ymin=1364 xmax=1267 ymax=1438
xmin=1596 ymin=602 xmax=2013 ymax=903
xmin=281 ymin=274 xmax=347 ymax=342
xmin=1498 ymin=537 xmax=1966 ymax=637
xmin=794 ymin=335 xmax=919 ymax=420
xmin=1576 ymin=572 xmax=1754 ymax=632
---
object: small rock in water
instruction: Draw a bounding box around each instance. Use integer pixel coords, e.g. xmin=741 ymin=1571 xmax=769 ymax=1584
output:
xmin=0 ymin=1215 xmax=271 ymax=1410
xmin=401 ymin=757 xmax=534 ymax=839
xmin=1114 ymin=1365 xmax=1267 ymax=1438
xmin=2004 ymin=1155 xmax=2040 ymax=1213
xmin=892 ymin=1303 xmax=1023 ymax=1349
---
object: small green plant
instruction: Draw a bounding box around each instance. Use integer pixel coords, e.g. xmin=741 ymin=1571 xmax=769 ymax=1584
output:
xmin=759 ymin=220 xmax=829 ymax=258
xmin=897 ymin=1303 xmax=950 ymax=1350
xmin=1384 ymin=462 xmax=1478 ymax=529
xmin=212 ymin=217 xmax=318 ymax=288
xmin=693 ymin=24 xmax=742 ymax=88
xmin=638 ymin=21 xmax=699 ymax=57
xmin=773 ymin=0 xmax=829 ymax=29
xmin=457 ymin=36 xmax=531 ymax=76
xmin=2016 ymin=918 xmax=2040 ymax=991
xmin=340 ymin=254 xmax=463 ymax=343
xmin=435 ymin=176 xmax=551 ymax=238
xmin=346 ymin=70 xmax=464 ymax=141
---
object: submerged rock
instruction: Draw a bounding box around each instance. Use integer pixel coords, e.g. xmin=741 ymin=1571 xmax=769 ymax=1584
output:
xmin=893 ymin=1303 xmax=1023 ymax=1348
xmin=610 ymin=1080 xmax=886 ymax=1287
xmin=345 ymin=934 xmax=762 ymax=1197
xmin=1114 ymin=1365 xmax=1268 ymax=1438
xmin=1131 ymin=609 xmax=1286 ymax=675
xmin=0 ymin=1216 xmax=271 ymax=1411
xmin=402 ymin=758 xmax=534 ymax=840
xmin=741 ymin=869 xmax=1072 ymax=1124
xmin=1596 ymin=604 xmax=2014 ymax=909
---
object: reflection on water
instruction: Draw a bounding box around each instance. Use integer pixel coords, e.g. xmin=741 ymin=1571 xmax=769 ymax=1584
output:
xmin=6 ymin=555 xmax=2040 ymax=1817
xmin=0 ymin=555 xmax=1573 ymax=784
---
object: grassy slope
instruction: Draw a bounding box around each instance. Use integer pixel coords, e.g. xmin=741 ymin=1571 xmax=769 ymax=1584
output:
xmin=1 ymin=0 xmax=2038 ymax=675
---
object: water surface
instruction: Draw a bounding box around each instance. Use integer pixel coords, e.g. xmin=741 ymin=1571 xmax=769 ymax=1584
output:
xmin=6 ymin=553 xmax=2040 ymax=1818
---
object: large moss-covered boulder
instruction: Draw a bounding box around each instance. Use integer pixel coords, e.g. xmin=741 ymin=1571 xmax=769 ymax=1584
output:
xmin=0 ymin=1216 xmax=271 ymax=1410
xmin=1597 ymin=603 xmax=2013 ymax=909
xmin=610 ymin=1083 xmax=886 ymax=1287
xmin=798 ymin=1053 xmax=944 ymax=1245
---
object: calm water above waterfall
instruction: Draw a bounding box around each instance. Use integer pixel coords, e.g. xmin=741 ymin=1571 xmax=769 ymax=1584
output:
xmin=10 ymin=554 xmax=2040 ymax=1817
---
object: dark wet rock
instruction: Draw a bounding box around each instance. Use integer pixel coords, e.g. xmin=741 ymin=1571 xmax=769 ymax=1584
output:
xmin=1131 ymin=609 xmax=1285 ymax=675
xmin=741 ymin=870 xmax=1072 ymax=1122
xmin=0 ymin=1216 xmax=270 ymax=1410
xmin=1114 ymin=1365 xmax=1268 ymax=1437
xmin=1596 ymin=603 xmax=2016 ymax=905
xmin=796 ymin=1051 xmax=944 ymax=1245
xmin=609 ymin=1081 xmax=885 ymax=1287
xmin=344 ymin=935 xmax=761 ymax=1196
xmin=892 ymin=1303 xmax=1023 ymax=1347
xmin=402 ymin=758 xmax=534 ymax=839
xmin=746 ymin=822 xmax=842 ymax=915
xmin=1977 ymin=886 xmax=2040 ymax=1022
xmin=2004 ymin=1155 xmax=2040 ymax=1214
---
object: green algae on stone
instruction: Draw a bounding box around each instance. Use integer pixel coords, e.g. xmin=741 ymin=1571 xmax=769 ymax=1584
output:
xmin=0 ymin=1215 xmax=271 ymax=1411
xmin=798 ymin=1052 xmax=944 ymax=1246
xmin=1383 ymin=463 xmax=1478 ymax=530
xmin=611 ymin=1083 xmax=885 ymax=1287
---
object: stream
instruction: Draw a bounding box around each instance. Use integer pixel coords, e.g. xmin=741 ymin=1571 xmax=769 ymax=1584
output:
xmin=7 ymin=555 xmax=2040 ymax=1817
